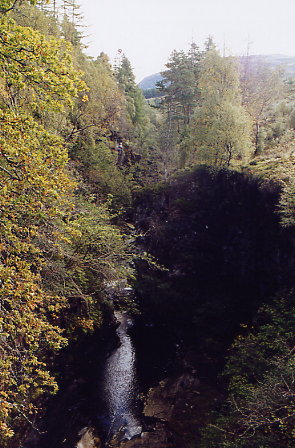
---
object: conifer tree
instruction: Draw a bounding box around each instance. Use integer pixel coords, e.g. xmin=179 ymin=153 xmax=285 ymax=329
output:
xmin=157 ymin=43 xmax=202 ymax=128
xmin=115 ymin=52 xmax=147 ymax=128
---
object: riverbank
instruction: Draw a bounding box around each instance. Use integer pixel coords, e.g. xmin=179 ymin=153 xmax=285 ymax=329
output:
xmin=23 ymin=310 xmax=119 ymax=448
xmin=107 ymin=371 xmax=219 ymax=448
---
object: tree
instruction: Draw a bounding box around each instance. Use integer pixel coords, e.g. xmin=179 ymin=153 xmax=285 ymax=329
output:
xmin=115 ymin=52 xmax=147 ymax=129
xmin=113 ymin=51 xmax=159 ymax=183
xmin=0 ymin=109 xmax=76 ymax=444
xmin=240 ymin=57 xmax=284 ymax=154
xmin=192 ymin=48 xmax=253 ymax=166
xmin=157 ymin=43 xmax=202 ymax=128
xmin=0 ymin=0 xmax=36 ymax=14
xmin=0 ymin=2 xmax=138 ymax=444
xmin=0 ymin=4 xmax=83 ymax=441
xmin=153 ymin=43 xmax=203 ymax=174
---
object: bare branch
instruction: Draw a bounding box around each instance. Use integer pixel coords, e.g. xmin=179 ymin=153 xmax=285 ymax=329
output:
xmin=0 ymin=164 xmax=21 ymax=180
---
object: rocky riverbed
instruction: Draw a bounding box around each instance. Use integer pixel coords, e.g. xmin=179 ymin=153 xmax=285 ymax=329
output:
xmin=76 ymin=428 xmax=102 ymax=448
xmin=107 ymin=371 xmax=217 ymax=448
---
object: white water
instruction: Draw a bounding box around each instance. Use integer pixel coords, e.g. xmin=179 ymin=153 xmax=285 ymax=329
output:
xmin=103 ymin=312 xmax=142 ymax=441
xmin=76 ymin=428 xmax=97 ymax=448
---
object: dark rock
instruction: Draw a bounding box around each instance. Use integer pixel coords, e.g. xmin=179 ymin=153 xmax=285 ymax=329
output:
xmin=143 ymin=373 xmax=200 ymax=421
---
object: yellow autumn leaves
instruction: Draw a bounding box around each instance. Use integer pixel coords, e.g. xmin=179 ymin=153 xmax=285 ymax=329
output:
xmin=0 ymin=1 xmax=84 ymax=440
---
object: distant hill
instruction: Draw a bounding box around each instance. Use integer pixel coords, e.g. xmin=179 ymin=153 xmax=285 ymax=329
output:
xmin=138 ymin=55 xmax=295 ymax=93
xmin=242 ymin=54 xmax=295 ymax=77
xmin=138 ymin=73 xmax=163 ymax=90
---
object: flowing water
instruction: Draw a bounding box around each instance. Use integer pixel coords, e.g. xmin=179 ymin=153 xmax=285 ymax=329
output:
xmin=103 ymin=312 xmax=142 ymax=442
xmin=32 ymin=311 xmax=141 ymax=448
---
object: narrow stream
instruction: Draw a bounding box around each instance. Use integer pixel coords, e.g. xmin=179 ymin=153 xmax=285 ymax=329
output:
xmin=30 ymin=311 xmax=142 ymax=448
xmin=103 ymin=311 xmax=142 ymax=442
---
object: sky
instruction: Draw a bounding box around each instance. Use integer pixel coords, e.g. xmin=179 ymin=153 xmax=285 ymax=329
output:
xmin=76 ymin=0 xmax=295 ymax=82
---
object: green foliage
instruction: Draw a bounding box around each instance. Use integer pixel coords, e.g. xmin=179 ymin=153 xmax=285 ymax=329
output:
xmin=0 ymin=2 xmax=137 ymax=443
xmin=0 ymin=259 xmax=67 ymax=440
xmin=0 ymin=0 xmax=36 ymax=14
xmin=0 ymin=95 xmax=75 ymax=444
xmin=201 ymin=295 xmax=295 ymax=448
xmin=148 ymin=43 xmax=203 ymax=177
xmin=1 ymin=2 xmax=294 ymax=447
xmin=278 ymin=169 xmax=295 ymax=227
xmin=0 ymin=5 xmax=79 ymax=435
xmin=115 ymin=53 xmax=148 ymax=129
xmin=158 ymin=43 xmax=202 ymax=127
xmin=112 ymin=51 xmax=160 ymax=185
xmin=11 ymin=1 xmax=60 ymax=37
xmin=192 ymin=49 xmax=253 ymax=166
xmin=40 ymin=197 xmax=135 ymax=333
xmin=0 ymin=16 xmax=85 ymax=111
xmin=142 ymin=87 xmax=163 ymax=99
xmin=240 ymin=57 xmax=285 ymax=155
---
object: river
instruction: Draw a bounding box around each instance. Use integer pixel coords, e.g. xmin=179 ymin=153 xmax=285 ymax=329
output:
xmin=25 ymin=311 xmax=143 ymax=448
xmin=102 ymin=312 xmax=142 ymax=443
xmin=75 ymin=312 xmax=142 ymax=447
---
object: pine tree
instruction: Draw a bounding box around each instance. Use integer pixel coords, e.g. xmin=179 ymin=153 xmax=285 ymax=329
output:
xmin=115 ymin=52 xmax=147 ymax=128
xmin=157 ymin=43 xmax=202 ymax=128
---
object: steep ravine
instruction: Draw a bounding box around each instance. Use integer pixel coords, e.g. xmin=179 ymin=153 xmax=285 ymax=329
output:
xmin=24 ymin=166 xmax=294 ymax=448
xmin=23 ymin=314 xmax=119 ymax=448
xmin=24 ymin=307 xmax=214 ymax=448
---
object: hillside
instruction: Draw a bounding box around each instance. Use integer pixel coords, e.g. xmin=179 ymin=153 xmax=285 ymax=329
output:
xmin=242 ymin=54 xmax=295 ymax=76
xmin=139 ymin=54 xmax=295 ymax=93
xmin=138 ymin=72 xmax=163 ymax=90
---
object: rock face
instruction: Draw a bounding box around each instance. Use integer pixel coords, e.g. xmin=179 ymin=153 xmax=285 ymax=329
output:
xmin=108 ymin=372 xmax=207 ymax=448
xmin=143 ymin=373 xmax=200 ymax=421
xmin=108 ymin=423 xmax=172 ymax=448
xmin=76 ymin=427 xmax=101 ymax=448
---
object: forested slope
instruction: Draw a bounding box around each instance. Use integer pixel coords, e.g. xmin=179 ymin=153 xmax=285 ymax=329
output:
xmin=0 ymin=1 xmax=155 ymax=444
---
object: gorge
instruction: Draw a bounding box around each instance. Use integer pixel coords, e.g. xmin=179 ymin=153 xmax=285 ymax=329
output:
xmin=23 ymin=166 xmax=295 ymax=448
